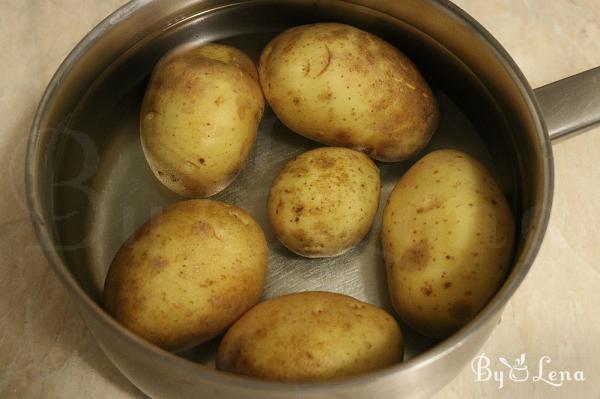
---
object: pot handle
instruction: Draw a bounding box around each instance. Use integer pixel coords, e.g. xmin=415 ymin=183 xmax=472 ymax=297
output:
xmin=534 ymin=66 xmax=600 ymax=142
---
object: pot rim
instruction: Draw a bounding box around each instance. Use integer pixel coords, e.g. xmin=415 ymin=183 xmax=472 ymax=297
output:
xmin=25 ymin=0 xmax=553 ymax=391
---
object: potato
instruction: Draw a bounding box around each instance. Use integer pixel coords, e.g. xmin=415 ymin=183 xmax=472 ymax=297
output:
xmin=103 ymin=199 xmax=268 ymax=351
xmin=381 ymin=150 xmax=515 ymax=338
xmin=217 ymin=291 xmax=403 ymax=381
xmin=259 ymin=23 xmax=438 ymax=162
xmin=141 ymin=43 xmax=264 ymax=197
xmin=268 ymin=147 xmax=380 ymax=257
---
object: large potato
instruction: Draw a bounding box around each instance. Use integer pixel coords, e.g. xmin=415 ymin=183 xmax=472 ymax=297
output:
xmin=141 ymin=43 xmax=264 ymax=197
xmin=381 ymin=150 xmax=515 ymax=338
xmin=259 ymin=23 xmax=439 ymax=162
xmin=104 ymin=200 xmax=268 ymax=351
xmin=217 ymin=291 xmax=403 ymax=381
xmin=268 ymin=147 xmax=380 ymax=258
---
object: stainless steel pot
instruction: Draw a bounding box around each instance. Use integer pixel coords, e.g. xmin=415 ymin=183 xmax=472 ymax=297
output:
xmin=25 ymin=0 xmax=600 ymax=398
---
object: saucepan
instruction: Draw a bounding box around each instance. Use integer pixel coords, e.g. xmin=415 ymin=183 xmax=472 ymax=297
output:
xmin=25 ymin=0 xmax=600 ymax=398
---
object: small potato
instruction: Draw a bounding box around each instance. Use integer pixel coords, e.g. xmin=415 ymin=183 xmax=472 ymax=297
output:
xmin=268 ymin=147 xmax=380 ymax=258
xmin=217 ymin=291 xmax=403 ymax=381
xmin=381 ymin=150 xmax=515 ymax=338
xmin=259 ymin=23 xmax=439 ymax=162
xmin=103 ymin=200 xmax=268 ymax=351
xmin=141 ymin=43 xmax=264 ymax=197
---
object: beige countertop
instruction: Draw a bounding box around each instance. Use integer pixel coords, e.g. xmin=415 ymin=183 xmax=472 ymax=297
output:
xmin=1 ymin=0 xmax=599 ymax=398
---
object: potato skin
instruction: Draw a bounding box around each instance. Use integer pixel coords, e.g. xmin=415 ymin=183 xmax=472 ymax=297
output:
xmin=381 ymin=150 xmax=515 ymax=338
xmin=259 ymin=23 xmax=439 ymax=162
xmin=103 ymin=200 xmax=268 ymax=352
xmin=268 ymin=147 xmax=380 ymax=258
xmin=217 ymin=291 xmax=403 ymax=381
xmin=141 ymin=43 xmax=264 ymax=197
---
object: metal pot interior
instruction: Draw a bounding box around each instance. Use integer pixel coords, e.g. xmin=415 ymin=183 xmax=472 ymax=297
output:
xmin=28 ymin=0 xmax=550 ymax=392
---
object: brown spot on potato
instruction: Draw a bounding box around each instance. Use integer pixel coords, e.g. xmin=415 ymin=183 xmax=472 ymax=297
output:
xmin=199 ymin=279 xmax=215 ymax=288
xmin=318 ymin=88 xmax=333 ymax=101
xmin=282 ymin=40 xmax=296 ymax=54
xmin=335 ymin=130 xmax=352 ymax=145
xmin=318 ymin=26 xmax=351 ymax=41
xmin=293 ymin=97 xmax=301 ymax=105
xmin=449 ymin=301 xmax=472 ymax=322
xmin=372 ymin=95 xmax=393 ymax=112
xmin=443 ymin=282 xmax=452 ymax=289
xmin=421 ymin=284 xmax=433 ymax=296
xmin=214 ymin=96 xmax=224 ymax=106
xmin=193 ymin=220 xmax=213 ymax=234
xmin=192 ymin=220 xmax=222 ymax=241
xmin=397 ymin=240 xmax=428 ymax=271
xmin=314 ymin=156 xmax=335 ymax=168
xmin=374 ymin=139 xmax=403 ymax=160
xmin=303 ymin=62 xmax=311 ymax=76
xmin=293 ymin=229 xmax=307 ymax=243
xmin=236 ymin=97 xmax=251 ymax=119
xmin=254 ymin=328 xmax=266 ymax=338
xmin=151 ymin=256 xmax=168 ymax=269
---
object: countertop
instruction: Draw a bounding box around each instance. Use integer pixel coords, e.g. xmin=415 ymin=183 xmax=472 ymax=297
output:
xmin=1 ymin=0 xmax=599 ymax=398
